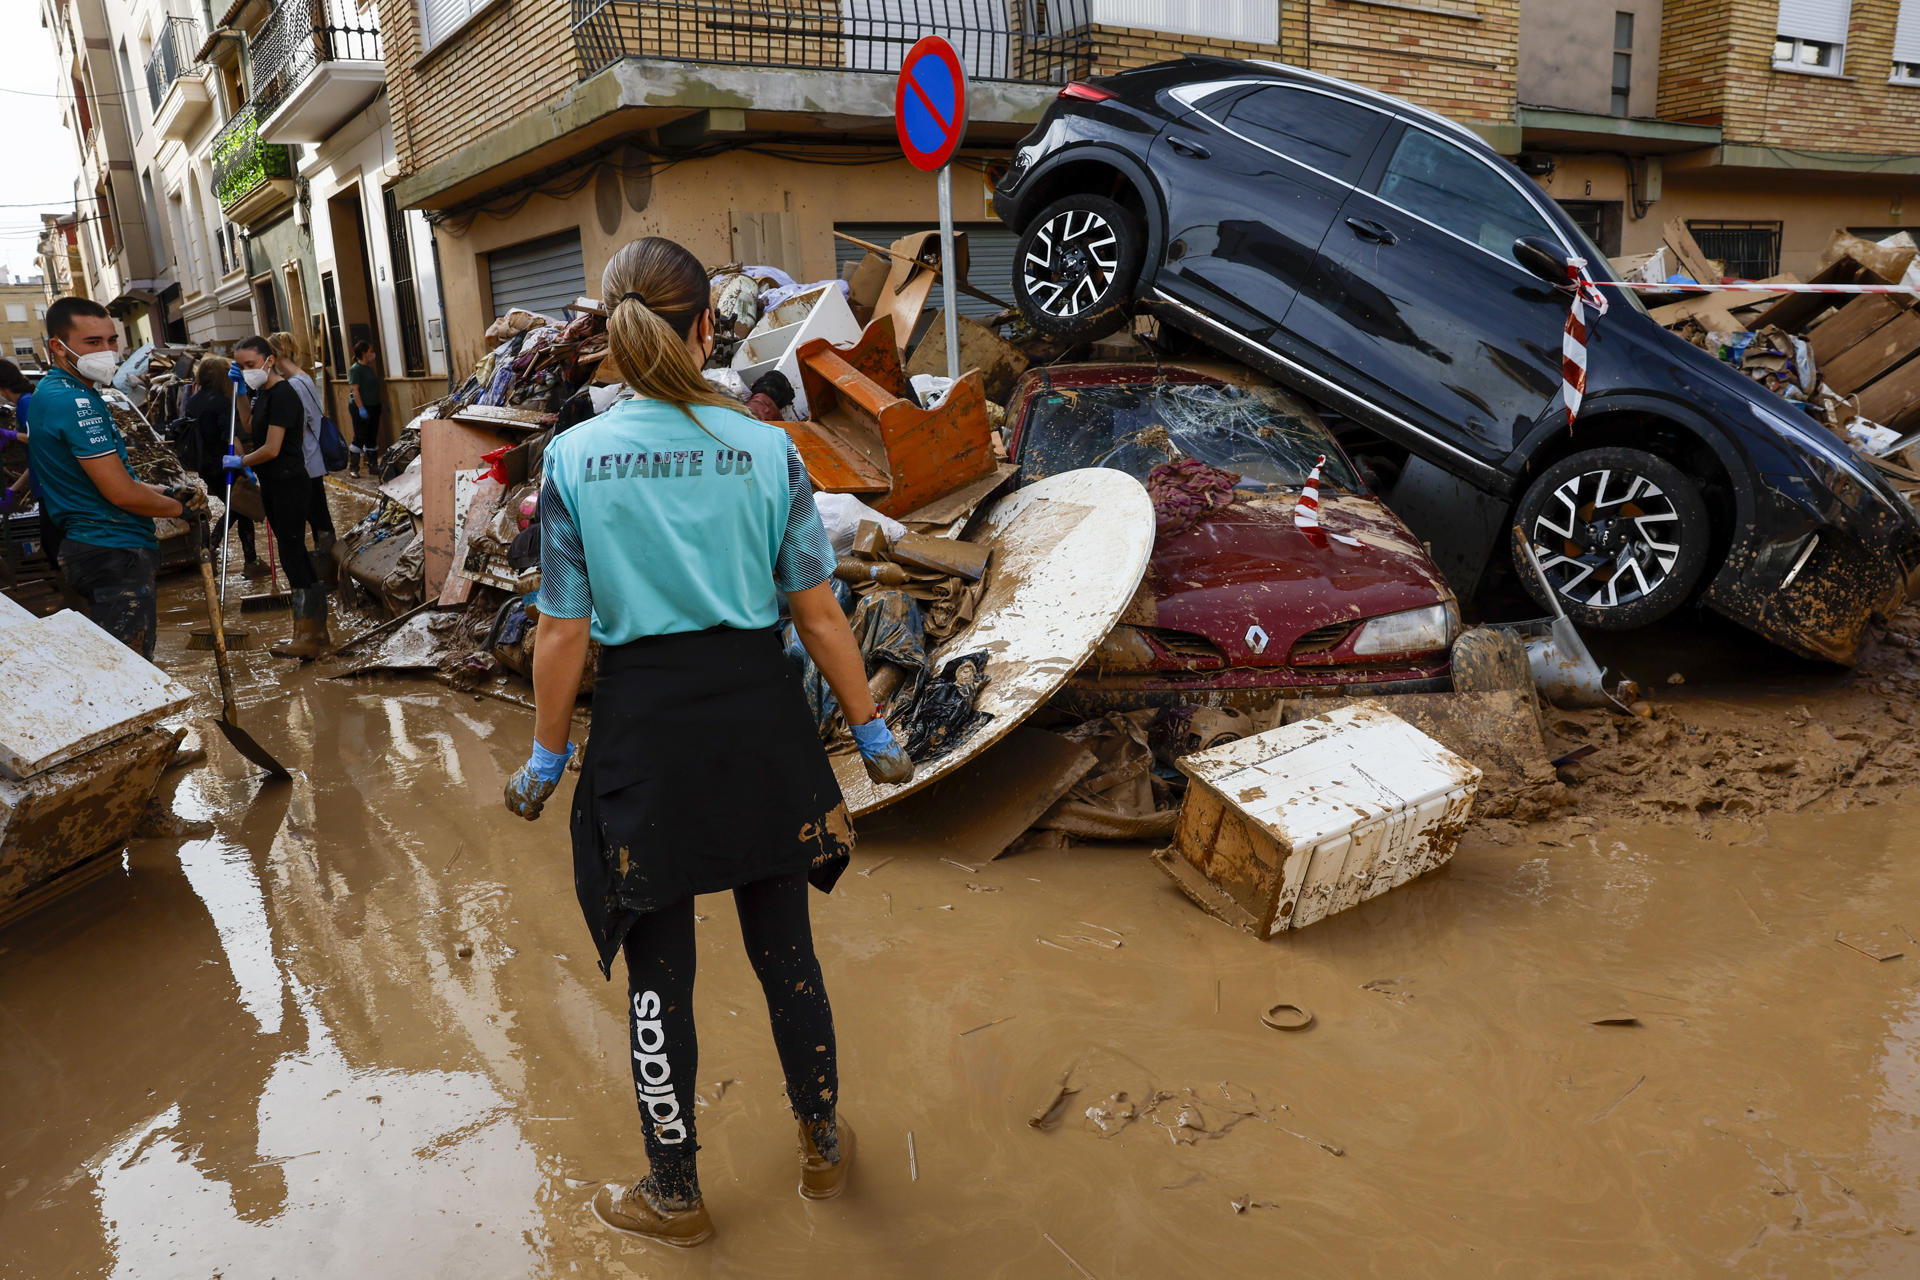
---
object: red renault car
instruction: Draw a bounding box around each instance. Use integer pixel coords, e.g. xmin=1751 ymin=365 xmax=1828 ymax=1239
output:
xmin=1005 ymin=362 xmax=1459 ymax=713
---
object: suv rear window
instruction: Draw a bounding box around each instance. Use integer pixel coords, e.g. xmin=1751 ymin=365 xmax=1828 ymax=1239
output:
xmin=1017 ymin=380 xmax=1361 ymax=493
xmin=1225 ymin=87 xmax=1385 ymax=178
xmin=1377 ymin=129 xmax=1556 ymax=261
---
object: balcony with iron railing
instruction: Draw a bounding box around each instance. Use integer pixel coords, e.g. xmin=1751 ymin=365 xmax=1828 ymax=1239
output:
xmin=211 ymin=102 xmax=297 ymax=225
xmin=570 ymin=0 xmax=1094 ymax=85
xmin=146 ymin=15 xmax=215 ymax=142
xmin=250 ymin=0 xmax=384 ymax=145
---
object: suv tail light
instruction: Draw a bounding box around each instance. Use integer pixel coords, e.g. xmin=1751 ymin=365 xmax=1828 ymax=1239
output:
xmin=1058 ymin=81 xmax=1116 ymax=102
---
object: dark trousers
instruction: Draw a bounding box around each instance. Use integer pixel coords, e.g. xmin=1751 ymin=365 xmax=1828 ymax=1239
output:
xmin=234 ymin=515 xmax=257 ymax=562
xmin=352 ymin=402 xmax=383 ymax=454
xmin=61 ymin=541 xmax=160 ymax=660
xmin=623 ymin=871 xmax=837 ymax=1198
xmin=307 ymin=476 xmax=335 ymax=541
xmin=259 ymin=472 xmax=318 ymax=590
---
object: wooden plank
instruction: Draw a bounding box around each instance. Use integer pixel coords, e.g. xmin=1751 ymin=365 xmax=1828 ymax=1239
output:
xmin=420 ymin=419 xmax=512 ymax=598
xmin=1808 ymin=294 xmax=1909 ymax=368
xmin=1648 ymin=279 xmax=1797 ymax=326
xmin=1822 ymin=311 xmax=1920 ymax=396
xmin=1663 ymin=217 xmax=1721 ymax=285
xmin=1856 ymin=355 xmax=1920 ymax=429
xmin=779 ymin=421 xmax=890 ymax=494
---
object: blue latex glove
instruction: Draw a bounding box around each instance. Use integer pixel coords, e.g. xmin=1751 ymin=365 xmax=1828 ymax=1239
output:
xmin=505 ymin=739 xmax=575 ymax=820
xmin=850 ymin=715 xmax=913 ymax=785
xmin=227 ymin=363 xmax=246 ymax=386
xmin=0 ymin=487 xmax=21 ymax=514
xmin=0 ymin=427 xmax=19 ymax=446
xmin=223 ymin=453 xmax=246 ymax=471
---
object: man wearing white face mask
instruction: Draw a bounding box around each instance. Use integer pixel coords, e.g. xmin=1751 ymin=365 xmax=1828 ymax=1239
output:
xmin=28 ymin=297 xmax=204 ymax=659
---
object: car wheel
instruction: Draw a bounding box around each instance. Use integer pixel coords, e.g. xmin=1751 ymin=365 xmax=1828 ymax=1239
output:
xmin=1013 ymin=193 xmax=1144 ymax=343
xmin=1512 ymin=447 xmax=1711 ymax=630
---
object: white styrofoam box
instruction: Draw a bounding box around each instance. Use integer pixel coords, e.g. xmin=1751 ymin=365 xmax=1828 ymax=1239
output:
xmin=731 ymin=284 xmax=861 ymax=418
xmin=0 ymin=609 xmax=194 ymax=780
xmin=1175 ymin=701 xmax=1481 ymax=933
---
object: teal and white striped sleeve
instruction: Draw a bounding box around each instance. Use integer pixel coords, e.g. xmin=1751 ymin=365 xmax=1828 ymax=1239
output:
xmin=535 ymin=479 xmax=592 ymax=619
xmin=773 ymin=435 xmax=837 ymax=594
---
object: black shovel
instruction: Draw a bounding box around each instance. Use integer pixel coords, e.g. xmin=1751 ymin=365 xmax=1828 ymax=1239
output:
xmin=193 ymin=519 xmax=291 ymax=781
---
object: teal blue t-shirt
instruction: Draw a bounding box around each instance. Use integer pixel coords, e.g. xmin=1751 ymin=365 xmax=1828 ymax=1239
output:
xmin=25 ymin=367 xmax=157 ymax=550
xmin=536 ymin=397 xmax=836 ymax=645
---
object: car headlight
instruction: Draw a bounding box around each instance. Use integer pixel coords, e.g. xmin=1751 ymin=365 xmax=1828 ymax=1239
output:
xmin=1352 ymin=602 xmax=1458 ymax=656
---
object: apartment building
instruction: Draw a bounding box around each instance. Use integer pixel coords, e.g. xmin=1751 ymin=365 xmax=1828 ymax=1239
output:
xmin=375 ymin=0 xmax=1527 ymax=370
xmin=36 ymin=213 xmax=86 ymax=302
xmin=1518 ymin=0 xmax=1918 ymax=276
xmin=197 ymin=0 xmax=448 ymax=432
xmin=0 ymin=278 xmax=52 ymax=368
xmin=41 ymin=0 xmax=172 ymax=343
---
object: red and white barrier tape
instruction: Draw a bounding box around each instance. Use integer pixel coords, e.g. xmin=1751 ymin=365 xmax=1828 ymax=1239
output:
xmin=1295 ymin=455 xmax=1363 ymax=548
xmin=1598 ymin=278 xmax=1917 ymax=296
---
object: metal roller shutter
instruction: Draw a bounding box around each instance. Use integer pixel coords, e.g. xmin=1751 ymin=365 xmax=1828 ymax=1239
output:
xmin=486 ymin=229 xmax=586 ymax=323
xmin=833 ymin=222 xmax=1018 ymax=323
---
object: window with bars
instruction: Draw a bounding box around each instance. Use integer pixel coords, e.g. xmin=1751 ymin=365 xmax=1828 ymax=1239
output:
xmin=1686 ymin=220 xmax=1782 ymax=280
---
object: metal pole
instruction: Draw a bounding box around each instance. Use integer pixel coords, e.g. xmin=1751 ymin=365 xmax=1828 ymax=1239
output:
xmin=937 ymin=164 xmax=960 ymax=385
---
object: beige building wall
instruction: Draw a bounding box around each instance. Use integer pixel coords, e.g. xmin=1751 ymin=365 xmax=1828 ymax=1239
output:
xmin=0 ymin=286 xmax=49 ymax=366
xmin=432 ymin=150 xmax=991 ymax=374
xmin=1518 ymin=0 xmax=1662 ymax=115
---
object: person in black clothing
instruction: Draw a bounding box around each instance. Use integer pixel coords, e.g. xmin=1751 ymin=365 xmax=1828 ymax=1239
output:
xmin=185 ymin=356 xmax=266 ymax=579
xmin=229 ymin=336 xmax=330 ymax=659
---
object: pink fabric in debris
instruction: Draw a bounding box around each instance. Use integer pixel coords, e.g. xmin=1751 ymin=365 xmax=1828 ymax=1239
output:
xmin=1145 ymin=458 xmax=1240 ymax=537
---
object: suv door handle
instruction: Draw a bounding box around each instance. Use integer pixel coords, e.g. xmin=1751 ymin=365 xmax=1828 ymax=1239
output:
xmin=1345 ymin=217 xmax=1398 ymax=245
xmin=1166 ymin=136 xmax=1211 ymax=159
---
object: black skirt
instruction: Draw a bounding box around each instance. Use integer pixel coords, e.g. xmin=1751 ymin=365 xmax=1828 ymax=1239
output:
xmin=571 ymin=624 xmax=854 ymax=975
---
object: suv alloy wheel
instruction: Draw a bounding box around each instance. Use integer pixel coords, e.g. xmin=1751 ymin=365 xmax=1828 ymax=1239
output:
xmin=1012 ymin=193 xmax=1145 ymax=342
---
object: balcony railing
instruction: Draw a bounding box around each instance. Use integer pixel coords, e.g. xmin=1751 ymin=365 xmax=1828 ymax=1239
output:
xmin=571 ymin=0 xmax=1094 ymax=85
xmin=250 ymin=0 xmax=383 ymax=122
xmin=143 ymin=15 xmax=204 ymax=110
xmin=211 ymin=102 xmax=295 ymax=211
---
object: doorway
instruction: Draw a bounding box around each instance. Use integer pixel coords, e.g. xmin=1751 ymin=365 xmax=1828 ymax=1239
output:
xmin=325 ymin=185 xmax=383 ymax=429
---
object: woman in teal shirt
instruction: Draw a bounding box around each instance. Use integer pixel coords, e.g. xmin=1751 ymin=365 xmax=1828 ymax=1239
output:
xmin=504 ymin=236 xmax=910 ymax=1247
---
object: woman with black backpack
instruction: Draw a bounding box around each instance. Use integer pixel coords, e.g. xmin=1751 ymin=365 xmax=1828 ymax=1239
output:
xmin=184 ymin=356 xmax=266 ymax=580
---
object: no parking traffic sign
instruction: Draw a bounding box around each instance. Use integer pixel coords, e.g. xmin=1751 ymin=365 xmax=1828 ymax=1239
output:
xmin=895 ymin=37 xmax=969 ymax=172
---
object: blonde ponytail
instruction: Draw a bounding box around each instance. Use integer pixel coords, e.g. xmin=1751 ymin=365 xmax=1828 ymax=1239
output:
xmin=601 ymin=237 xmax=749 ymax=433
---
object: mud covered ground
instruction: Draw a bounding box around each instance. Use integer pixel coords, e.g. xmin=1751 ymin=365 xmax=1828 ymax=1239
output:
xmin=3 ymin=575 xmax=1920 ymax=1277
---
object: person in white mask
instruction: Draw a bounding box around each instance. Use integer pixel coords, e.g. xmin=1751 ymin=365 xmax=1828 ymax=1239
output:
xmin=26 ymin=297 xmax=204 ymax=658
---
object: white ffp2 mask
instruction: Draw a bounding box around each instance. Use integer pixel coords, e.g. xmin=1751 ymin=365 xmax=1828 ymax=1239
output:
xmin=242 ymin=368 xmax=270 ymax=391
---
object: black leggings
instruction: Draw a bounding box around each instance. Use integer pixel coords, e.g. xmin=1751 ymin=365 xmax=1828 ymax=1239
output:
xmin=624 ymin=871 xmax=837 ymax=1197
xmin=259 ymin=472 xmax=318 ymax=589
xmin=307 ymin=476 xmax=335 ymax=540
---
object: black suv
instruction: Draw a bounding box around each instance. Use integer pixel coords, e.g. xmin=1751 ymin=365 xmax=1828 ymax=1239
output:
xmin=993 ymin=57 xmax=1920 ymax=663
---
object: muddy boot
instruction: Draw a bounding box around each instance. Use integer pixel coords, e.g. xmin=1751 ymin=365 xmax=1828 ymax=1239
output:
xmin=798 ymin=1113 xmax=854 ymax=1201
xmin=590 ymin=1177 xmax=713 ymax=1248
xmin=269 ymin=586 xmax=332 ymax=661
xmin=242 ymin=558 xmax=270 ymax=580
xmin=348 ymin=449 xmax=361 ymax=478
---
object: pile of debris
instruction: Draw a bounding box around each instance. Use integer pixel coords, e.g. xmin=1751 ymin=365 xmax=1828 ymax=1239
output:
xmin=1642 ymin=224 xmax=1920 ymax=466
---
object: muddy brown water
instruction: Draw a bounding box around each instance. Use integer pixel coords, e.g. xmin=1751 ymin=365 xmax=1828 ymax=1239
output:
xmin=4 ymin=579 xmax=1920 ymax=1278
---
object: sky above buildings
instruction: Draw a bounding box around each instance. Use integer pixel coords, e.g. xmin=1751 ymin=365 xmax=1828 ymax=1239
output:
xmin=0 ymin=5 xmax=83 ymax=287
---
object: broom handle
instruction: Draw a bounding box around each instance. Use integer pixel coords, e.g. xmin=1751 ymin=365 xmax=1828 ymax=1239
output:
xmin=221 ymin=391 xmax=239 ymax=610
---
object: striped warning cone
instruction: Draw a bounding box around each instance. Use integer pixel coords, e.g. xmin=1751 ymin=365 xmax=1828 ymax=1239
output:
xmin=1295 ymin=455 xmax=1361 ymax=547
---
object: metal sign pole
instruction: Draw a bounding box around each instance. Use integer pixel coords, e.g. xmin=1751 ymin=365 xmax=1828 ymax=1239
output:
xmin=937 ymin=164 xmax=960 ymax=384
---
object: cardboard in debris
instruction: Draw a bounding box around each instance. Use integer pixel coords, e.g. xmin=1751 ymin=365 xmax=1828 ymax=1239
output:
xmin=1818 ymin=231 xmax=1917 ymax=285
xmin=1822 ymin=311 xmax=1920 ymax=396
xmin=1156 ymin=702 xmax=1481 ymax=937
xmin=1662 ymin=218 xmax=1721 ymax=286
xmin=845 ymin=251 xmax=890 ymax=325
xmin=906 ymin=316 xmax=1031 ymax=404
xmin=889 ymin=531 xmax=990 ymax=581
xmin=1751 ymin=257 xmax=1876 ymax=333
xmin=1808 ymin=293 xmax=1911 ymax=368
xmin=833 ymin=467 xmax=1156 ymax=817
xmin=853 ymin=725 xmax=1098 ymax=863
xmin=0 ymin=609 xmax=194 ymax=781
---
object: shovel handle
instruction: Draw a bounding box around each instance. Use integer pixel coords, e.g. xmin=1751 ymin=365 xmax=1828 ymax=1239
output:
xmin=1512 ymin=524 xmax=1567 ymax=623
xmin=195 ymin=525 xmax=242 ymax=722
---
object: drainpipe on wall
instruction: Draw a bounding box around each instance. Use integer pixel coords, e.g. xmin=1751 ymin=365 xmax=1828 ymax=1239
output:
xmin=429 ymin=230 xmax=453 ymax=393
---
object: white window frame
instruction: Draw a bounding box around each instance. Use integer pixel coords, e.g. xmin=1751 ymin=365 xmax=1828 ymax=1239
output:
xmin=1892 ymin=0 xmax=1920 ymax=83
xmin=416 ymin=0 xmax=499 ymax=54
xmin=12 ymin=338 xmax=34 ymax=357
xmin=1775 ymin=1 xmax=1851 ymax=75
